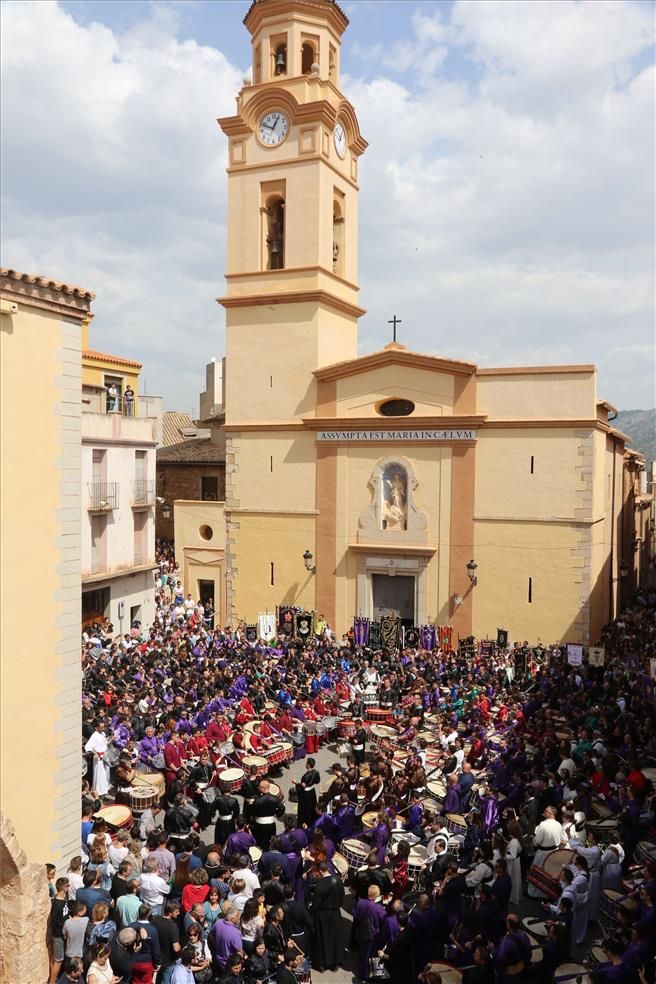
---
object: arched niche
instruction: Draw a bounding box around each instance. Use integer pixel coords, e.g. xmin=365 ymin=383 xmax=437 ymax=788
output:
xmin=358 ymin=455 xmax=428 ymax=544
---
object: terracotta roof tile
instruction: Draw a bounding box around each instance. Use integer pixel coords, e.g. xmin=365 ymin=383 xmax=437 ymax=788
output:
xmin=157 ymin=437 xmax=225 ymax=464
xmin=161 ymin=411 xmax=195 ymax=447
xmin=83 ymin=349 xmax=142 ymax=369
xmin=1 ymin=267 xmax=95 ymax=299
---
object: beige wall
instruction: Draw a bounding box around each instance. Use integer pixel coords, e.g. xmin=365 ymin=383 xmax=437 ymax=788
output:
xmin=476 ymin=370 xmax=596 ymax=419
xmin=1 ymin=292 xmax=86 ymax=870
xmin=334 ymin=365 xmax=455 ymax=417
xmin=225 ymin=300 xmax=357 ymax=423
xmin=174 ymin=501 xmax=227 ymax=622
xmin=229 ymin=512 xmax=316 ymax=621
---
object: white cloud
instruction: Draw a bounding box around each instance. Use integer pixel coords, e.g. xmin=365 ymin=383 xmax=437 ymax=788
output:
xmin=1 ymin=0 xmax=654 ymax=410
xmin=1 ymin=0 xmax=243 ymax=410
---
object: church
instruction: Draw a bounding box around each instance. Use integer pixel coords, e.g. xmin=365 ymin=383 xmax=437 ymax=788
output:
xmin=173 ymin=0 xmax=648 ymax=647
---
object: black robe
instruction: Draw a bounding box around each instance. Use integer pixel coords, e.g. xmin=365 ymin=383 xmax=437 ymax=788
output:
xmin=252 ymin=792 xmax=285 ymax=850
xmin=388 ymin=926 xmax=416 ymax=984
xmin=296 ymin=768 xmax=320 ymax=827
xmin=311 ymin=874 xmax=345 ymax=970
xmin=213 ymin=792 xmax=239 ymax=844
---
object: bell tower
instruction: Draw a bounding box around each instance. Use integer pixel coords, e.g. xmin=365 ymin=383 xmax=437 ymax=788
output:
xmin=218 ymin=0 xmax=367 ymax=425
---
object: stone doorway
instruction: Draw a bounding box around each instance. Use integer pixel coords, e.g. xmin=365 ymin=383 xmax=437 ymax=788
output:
xmin=372 ymin=571 xmax=415 ymax=629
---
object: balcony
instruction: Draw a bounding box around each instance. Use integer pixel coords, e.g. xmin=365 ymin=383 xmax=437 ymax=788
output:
xmin=88 ymin=482 xmax=119 ymax=511
xmin=132 ymin=480 xmax=155 ymax=508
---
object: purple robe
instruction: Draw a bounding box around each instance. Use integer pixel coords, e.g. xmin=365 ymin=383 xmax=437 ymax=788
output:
xmin=223 ymin=830 xmax=255 ymax=860
xmin=370 ymin=823 xmax=390 ymax=865
xmin=443 ymin=786 xmax=461 ymax=814
xmin=333 ymin=804 xmax=356 ymax=843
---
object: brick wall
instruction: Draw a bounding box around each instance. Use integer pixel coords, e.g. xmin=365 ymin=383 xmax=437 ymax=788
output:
xmin=156 ymin=463 xmax=225 ymax=538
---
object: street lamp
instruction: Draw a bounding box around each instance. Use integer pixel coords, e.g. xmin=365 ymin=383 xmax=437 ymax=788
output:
xmin=466 ymin=559 xmax=478 ymax=585
xmin=303 ymin=549 xmax=316 ymax=574
xmin=161 ymin=503 xmax=172 ymax=521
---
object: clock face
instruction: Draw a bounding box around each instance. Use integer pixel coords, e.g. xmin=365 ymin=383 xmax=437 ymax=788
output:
xmin=334 ymin=121 xmax=347 ymax=158
xmin=258 ymin=111 xmax=289 ymax=147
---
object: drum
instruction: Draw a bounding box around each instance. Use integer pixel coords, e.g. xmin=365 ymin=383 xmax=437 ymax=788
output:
xmin=591 ymin=798 xmax=613 ymax=819
xmin=265 ymin=744 xmax=286 ymax=767
xmin=391 ymin=830 xmax=420 ymax=847
xmin=268 ymin=782 xmax=281 ymax=797
xmin=322 ymin=716 xmax=337 ymax=733
xmin=243 ymin=721 xmax=259 ymax=734
xmin=416 ymin=730 xmax=435 ymax=744
xmin=315 ymin=722 xmax=327 ymax=737
xmin=642 ymin=767 xmax=656 ymax=784
xmin=599 ymin=889 xmax=623 ymax=927
xmin=391 ymin=841 xmax=427 ymax=877
xmin=366 ymin=707 xmax=391 ymax=722
xmin=133 ymin=771 xmax=165 ymax=799
xmin=427 ymin=779 xmax=446 ymax=803
xmin=522 ymin=917 xmax=549 ymax=939
xmin=219 ymin=768 xmax=245 ymax=792
xmin=424 ymin=963 xmax=462 ymax=984
xmin=302 ymin=721 xmax=317 ymax=737
xmin=242 ymin=755 xmax=268 ymax=779
xmin=94 ymin=805 xmax=132 ymax=836
xmin=527 ymin=849 xmax=575 ymax=900
xmin=447 ymin=838 xmax=462 ymax=859
xmin=586 ymin=944 xmax=606 ymax=970
xmin=292 ymin=730 xmax=305 ymax=747
xmin=554 ymin=965 xmax=590 ymax=984
xmin=445 ymin=814 xmax=467 ymax=836
xmin=248 ymin=845 xmax=262 ymax=870
xmin=338 ymin=720 xmax=356 ymax=738
xmin=635 ymin=841 xmax=656 ymax=865
xmin=586 ymin=818 xmax=618 ymax=837
xmin=342 ymin=838 xmax=370 ymax=872
xmin=420 ymin=798 xmax=443 ymax=819
xmin=370 ymin=724 xmax=397 ymax=748
xmin=279 ymin=741 xmax=293 ymax=763
xmin=362 ymin=811 xmax=379 ymax=830
xmin=333 ymin=852 xmax=349 ymax=881
xmin=129 ymin=785 xmax=157 ymax=814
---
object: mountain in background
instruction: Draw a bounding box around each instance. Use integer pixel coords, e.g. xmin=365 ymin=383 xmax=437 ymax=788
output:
xmin=616 ymin=409 xmax=656 ymax=463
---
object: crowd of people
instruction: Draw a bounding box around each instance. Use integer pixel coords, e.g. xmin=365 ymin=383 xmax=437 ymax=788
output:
xmin=49 ymin=544 xmax=656 ymax=984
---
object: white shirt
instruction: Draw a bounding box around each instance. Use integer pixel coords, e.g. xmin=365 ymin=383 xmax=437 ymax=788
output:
xmin=559 ymin=757 xmax=577 ymax=777
xmin=67 ymin=871 xmax=84 ymax=900
xmin=533 ymin=817 xmax=563 ymax=849
xmin=140 ymin=871 xmax=171 ymax=905
xmin=231 ymin=867 xmax=260 ymax=897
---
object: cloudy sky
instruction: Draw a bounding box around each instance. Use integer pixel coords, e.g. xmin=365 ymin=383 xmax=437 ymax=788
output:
xmin=2 ymin=0 xmax=654 ymax=412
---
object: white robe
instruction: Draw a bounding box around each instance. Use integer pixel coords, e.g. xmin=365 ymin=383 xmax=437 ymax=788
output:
xmin=85 ymin=730 xmax=110 ymax=795
xmin=576 ymin=845 xmax=601 ymax=921
xmin=506 ymin=837 xmax=523 ymax=907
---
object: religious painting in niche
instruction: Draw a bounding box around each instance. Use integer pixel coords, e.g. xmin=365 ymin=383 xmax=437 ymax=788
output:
xmin=381 ymin=463 xmax=407 ymax=531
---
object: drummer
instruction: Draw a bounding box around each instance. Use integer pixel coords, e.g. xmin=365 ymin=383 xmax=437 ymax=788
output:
xmin=351 ymin=719 xmax=367 ymax=765
xmin=188 ymin=750 xmax=216 ymax=829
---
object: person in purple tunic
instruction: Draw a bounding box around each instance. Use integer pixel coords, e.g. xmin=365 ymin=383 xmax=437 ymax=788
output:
xmin=223 ymin=820 xmax=256 ymax=861
xmin=442 ymin=775 xmax=461 ymax=815
xmin=494 ymin=914 xmax=532 ymax=983
xmin=363 ymin=812 xmax=391 ymax=866
xmin=353 ymin=884 xmax=385 ymax=981
xmin=332 ymin=794 xmax=356 ymax=845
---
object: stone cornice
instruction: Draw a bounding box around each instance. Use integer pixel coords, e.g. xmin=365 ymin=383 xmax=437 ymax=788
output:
xmin=218 ymin=288 xmax=365 ymax=318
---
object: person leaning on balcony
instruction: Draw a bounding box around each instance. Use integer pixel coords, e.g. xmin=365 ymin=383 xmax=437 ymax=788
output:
xmin=107 ymin=383 xmax=118 ymax=412
xmin=124 ymin=385 xmax=135 ymax=416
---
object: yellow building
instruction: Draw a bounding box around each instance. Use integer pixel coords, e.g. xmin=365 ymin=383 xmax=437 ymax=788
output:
xmin=174 ymin=0 xmax=648 ymax=646
xmin=1 ymin=268 xmax=94 ymax=982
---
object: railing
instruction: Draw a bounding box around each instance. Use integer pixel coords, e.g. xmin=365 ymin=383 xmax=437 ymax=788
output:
xmin=132 ymin=480 xmax=155 ymax=507
xmin=88 ymin=482 xmax=119 ymax=510
xmin=105 ymin=394 xmax=137 ymax=416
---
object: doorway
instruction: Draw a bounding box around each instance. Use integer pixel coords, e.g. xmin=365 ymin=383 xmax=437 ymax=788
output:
xmin=372 ymin=572 xmax=415 ymax=629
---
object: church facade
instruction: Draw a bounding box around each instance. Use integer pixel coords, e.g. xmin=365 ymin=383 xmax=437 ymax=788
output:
xmin=174 ymin=0 xmax=646 ymax=646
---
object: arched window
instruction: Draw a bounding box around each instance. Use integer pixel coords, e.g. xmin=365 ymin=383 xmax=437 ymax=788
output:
xmin=332 ymin=198 xmax=344 ymax=276
xmin=265 ymin=197 xmax=285 ymax=270
xmin=301 ymin=42 xmax=315 ymax=75
xmin=381 ymin=463 xmax=408 ymax=531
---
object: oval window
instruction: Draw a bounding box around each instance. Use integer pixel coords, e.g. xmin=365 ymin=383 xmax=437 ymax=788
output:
xmin=199 ymin=525 xmax=213 ymax=541
xmin=378 ymin=398 xmax=415 ymax=417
